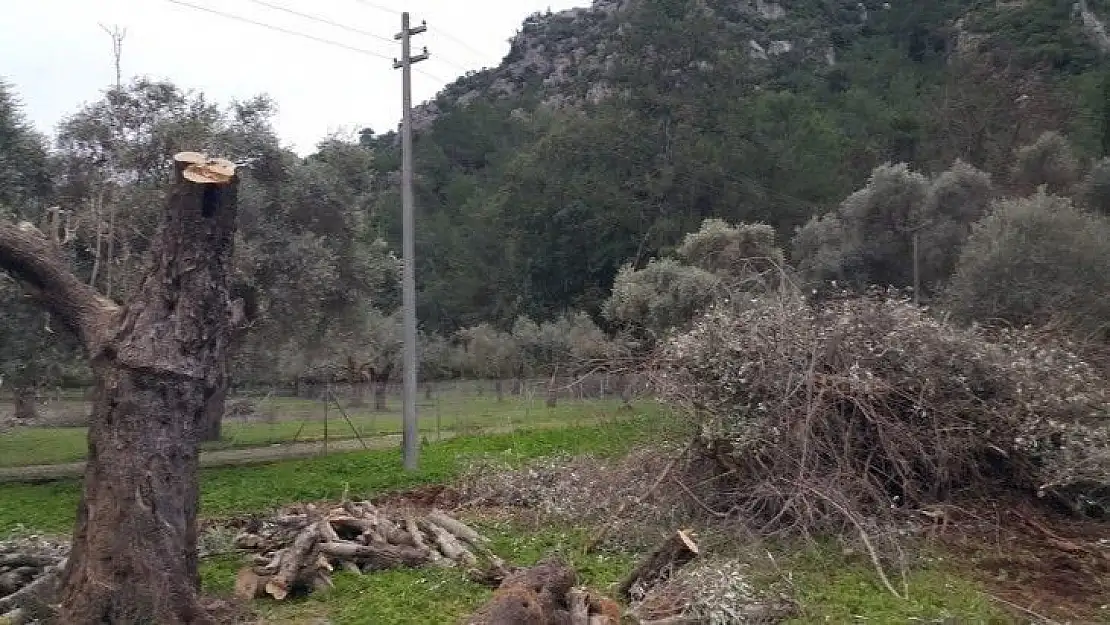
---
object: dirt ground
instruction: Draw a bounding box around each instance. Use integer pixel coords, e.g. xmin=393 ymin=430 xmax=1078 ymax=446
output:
xmin=928 ymin=500 xmax=1110 ymax=623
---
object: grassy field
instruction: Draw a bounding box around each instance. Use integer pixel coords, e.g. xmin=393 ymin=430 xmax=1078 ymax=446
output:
xmin=0 ymin=393 xmax=626 ymax=468
xmin=0 ymin=401 xmax=1027 ymax=624
xmin=0 ymin=403 xmax=667 ymax=535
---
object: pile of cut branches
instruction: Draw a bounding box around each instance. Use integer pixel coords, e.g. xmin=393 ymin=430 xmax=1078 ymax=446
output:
xmin=654 ymin=288 xmax=1110 ymax=539
xmin=231 ymin=501 xmax=511 ymax=601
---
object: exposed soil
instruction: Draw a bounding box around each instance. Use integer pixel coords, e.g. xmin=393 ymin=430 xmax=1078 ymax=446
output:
xmin=928 ymin=499 xmax=1110 ymax=623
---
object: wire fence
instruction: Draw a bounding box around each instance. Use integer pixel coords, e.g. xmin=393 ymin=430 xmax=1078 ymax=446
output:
xmin=0 ymin=374 xmax=653 ymax=470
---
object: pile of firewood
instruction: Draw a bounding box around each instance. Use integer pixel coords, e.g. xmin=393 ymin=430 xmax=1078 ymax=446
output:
xmin=231 ymin=500 xmax=512 ymax=601
xmin=0 ymin=538 xmax=68 ymax=625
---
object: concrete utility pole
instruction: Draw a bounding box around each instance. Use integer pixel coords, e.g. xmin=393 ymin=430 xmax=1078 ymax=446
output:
xmin=394 ymin=12 xmax=428 ymax=471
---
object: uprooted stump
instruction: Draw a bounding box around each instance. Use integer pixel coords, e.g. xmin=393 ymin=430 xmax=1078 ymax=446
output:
xmin=231 ymin=502 xmax=511 ymax=601
xmin=617 ymin=530 xmax=699 ymax=603
xmin=464 ymin=557 xmax=622 ymax=625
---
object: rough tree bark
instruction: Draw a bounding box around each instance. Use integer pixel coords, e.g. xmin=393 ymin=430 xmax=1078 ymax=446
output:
xmin=372 ymin=365 xmax=392 ymax=412
xmin=12 ymin=386 xmax=37 ymax=422
xmin=0 ymin=152 xmax=243 ymax=625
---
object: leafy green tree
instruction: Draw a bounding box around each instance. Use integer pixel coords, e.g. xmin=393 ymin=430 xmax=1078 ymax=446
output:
xmin=602 ymin=258 xmax=721 ymax=344
xmin=0 ymin=81 xmax=79 ymax=419
xmin=792 ymin=160 xmax=994 ymax=297
xmin=1079 ymin=157 xmax=1110 ymax=214
xmin=946 ymin=190 xmax=1110 ymax=336
xmin=676 ymin=218 xmax=786 ymax=289
xmin=1011 ymin=131 xmax=1080 ymax=194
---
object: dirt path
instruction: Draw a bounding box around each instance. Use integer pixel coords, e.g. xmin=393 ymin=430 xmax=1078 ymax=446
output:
xmin=0 ymin=427 xmax=500 ymax=483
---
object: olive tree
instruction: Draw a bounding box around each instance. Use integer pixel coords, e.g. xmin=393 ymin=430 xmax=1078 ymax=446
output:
xmin=602 ymin=258 xmax=722 ymax=345
xmin=792 ymin=160 xmax=993 ymax=298
xmin=457 ymin=323 xmax=520 ymax=401
xmin=0 ymin=153 xmax=248 ymax=624
xmin=1011 ymin=130 xmax=1080 ymax=195
xmin=946 ymin=190 xmax=1110 ymax=337
xmin=676 ymin=218 xmax=786 ymax=288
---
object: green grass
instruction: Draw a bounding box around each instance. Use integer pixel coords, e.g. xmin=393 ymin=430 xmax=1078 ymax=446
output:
xmin=0 ymin=404 xmax=668 ymax=535
xmin=0 ymin=400 xmax=1015 ymax=624
xmin=200 ymin=521 xmax=635 ymax=624
xmin=779 ymin=546 xmax=1012 ymax=624
xmin=0 ymin=395 xmax=624 ymax=468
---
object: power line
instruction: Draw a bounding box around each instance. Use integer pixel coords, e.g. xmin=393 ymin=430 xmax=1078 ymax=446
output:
xmin=165 ymin=0 xmax=395 ymax=62
xmin=429 ymin=26 xmax=492 ymax=67
xmin=350 ymin=0 xmax=400 ymax=16
xmin=202 ymin=0 xmax=454 ymax=84
xmin=347 ymin=0 xmax=491 ymax=67
xmin=244 ymin=0 xmax=395 ymax=46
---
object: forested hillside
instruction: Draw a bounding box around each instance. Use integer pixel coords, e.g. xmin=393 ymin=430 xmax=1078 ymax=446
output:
xmin=2 ymin=0 xmax=1109 ymax=396
xmin=372 ymin=0 xmax=1110 ymax=327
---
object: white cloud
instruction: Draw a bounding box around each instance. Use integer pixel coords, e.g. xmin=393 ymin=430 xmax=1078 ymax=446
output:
xmin=2 ymin=0 xmax=585 ymax=154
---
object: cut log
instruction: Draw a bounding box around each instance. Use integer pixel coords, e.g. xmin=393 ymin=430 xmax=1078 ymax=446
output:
xmin=569 ymin=587 xmax=590 ymax=625
xmin=233 ymin=567 xmax=269 ymax=600
xmin=420 ymin=519 xmax=478 ymax=567
xmin=265 ymin=523 xmax=320 ymax=600
xmin=228 ymin=504 xmax=514 ymax=603
xmin=617 ymin=530 xmax=699 ymax=602
xmin=318 ymin=542 xmax=429 ymax=570
xmin=0 ymin=558 xmax=64 ymax=614
xmin=407 ymin=516 xmax=449 ymax=568
xmin=428 ymin=509 xmax=488 ymax=545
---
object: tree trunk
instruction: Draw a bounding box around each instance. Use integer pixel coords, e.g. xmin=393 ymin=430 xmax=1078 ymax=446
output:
xmin=0 ymin=153 xmax=243 ymax=625
xmin=494 ymin=379 xmax=504 ymax=403
xmin=198 ymin=381 xmax=224 ymax=442
xmin=350 ymin=381 xmax=367 ymax=408
xmin=374 ymin=378 xmax=388 ymax=412
xmin=55 ymin=155 xmax=240 ymax=625
xmin=12 ymin=386 xmax=37 ymax=422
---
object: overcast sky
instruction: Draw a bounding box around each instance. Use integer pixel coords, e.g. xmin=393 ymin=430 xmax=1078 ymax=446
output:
xmin=3 ymin=0 xmax=586 ymax=154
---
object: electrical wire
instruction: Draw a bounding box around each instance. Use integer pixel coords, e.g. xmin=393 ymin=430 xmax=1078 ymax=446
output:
xmin=165 ymin=0 xmax=396 ymax=62
xmin=167 ymin=0 xmax=452 ymax=86
xmin=430 ymin=26 xmax=493 ymax=67
xmin=347 ymin=0 xmax=493 ymax=68
xmin=349 ymin=0 xmax=400 ymax=16
xmin=244 ymin=0 xmax=396 ymax=46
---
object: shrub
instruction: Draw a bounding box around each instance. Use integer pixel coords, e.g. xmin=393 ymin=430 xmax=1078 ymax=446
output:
xmin=945 ymin=190 xmax=1110 ymax=338
xmin=1078 ymin=156 xmax=1110 ymax=215
xmin=1011 ymin=130 xmax=1079 ymax=194
xmin=602 ymin=258 xmax=722 ymax=341
xmin=791 ymin=161 xmax=993 ymax=296
xmin=654 ymin=290 xmax=1110 ymax=536
xmin=676 ymin=218 xmax=786 ymax=288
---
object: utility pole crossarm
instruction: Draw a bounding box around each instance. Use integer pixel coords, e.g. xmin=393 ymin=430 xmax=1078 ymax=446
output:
xmin=394 ymin=12 xmax=427 ymax=472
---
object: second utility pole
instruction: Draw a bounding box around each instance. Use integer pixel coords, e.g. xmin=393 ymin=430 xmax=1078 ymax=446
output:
xmin=394 ymin=12 xmax=428 ymax=472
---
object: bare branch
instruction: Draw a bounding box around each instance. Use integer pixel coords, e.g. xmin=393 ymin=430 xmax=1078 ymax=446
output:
xmin=0 ymin=220 xmax=120 ymax=353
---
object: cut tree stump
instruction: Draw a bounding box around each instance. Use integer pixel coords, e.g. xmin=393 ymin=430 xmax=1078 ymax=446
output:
xmin=617 ymin=530 xmax=699 ymax=602
xmin=465 ymin=558 xmax=621 ymax=625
